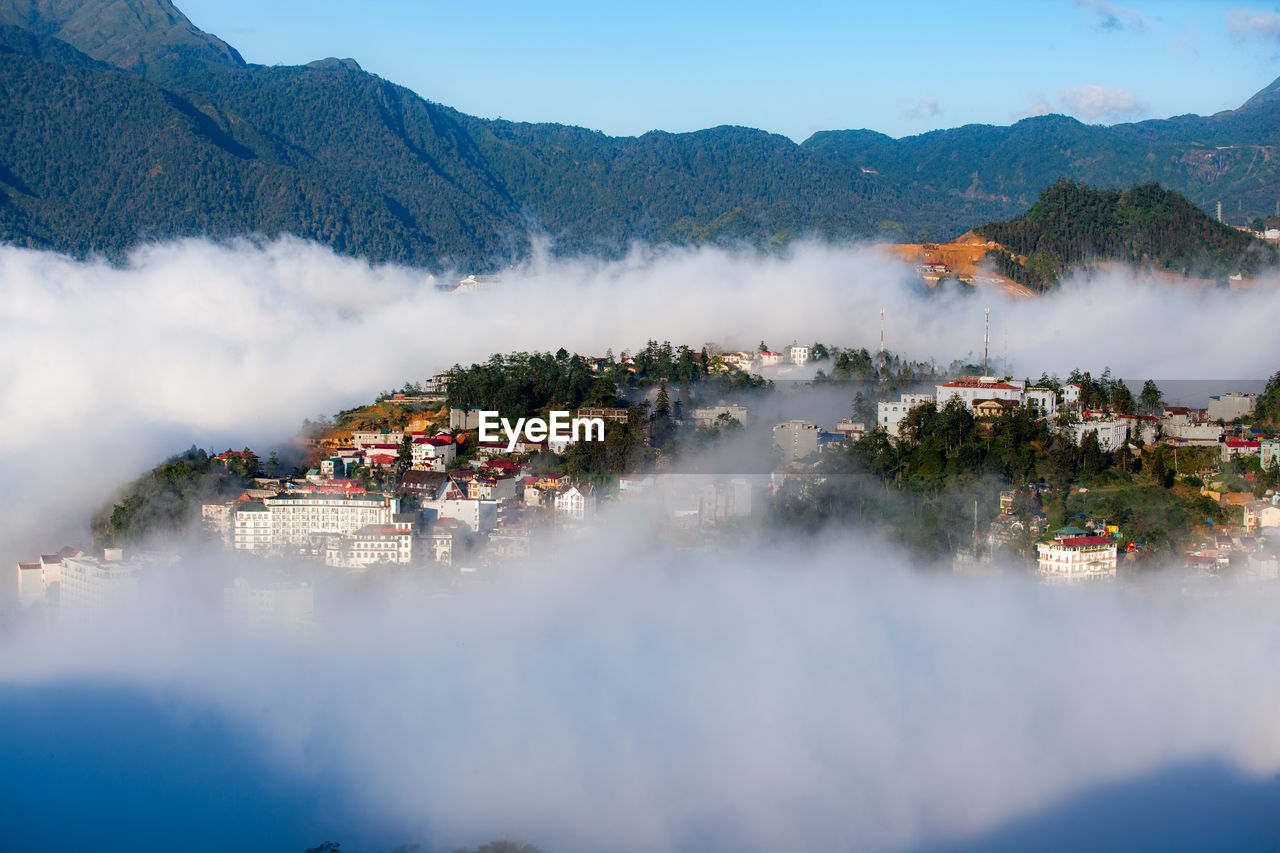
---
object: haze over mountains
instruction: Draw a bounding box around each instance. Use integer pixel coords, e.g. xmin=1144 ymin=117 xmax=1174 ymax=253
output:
xmin=2 ymin=0 xmax=1279 ymax=269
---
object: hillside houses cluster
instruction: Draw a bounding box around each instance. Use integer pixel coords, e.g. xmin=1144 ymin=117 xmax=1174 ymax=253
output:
xmin=199 ymin=453 xmax=606 ymax=574
xmin=871 ymin=377 xmax=1263 ymax=455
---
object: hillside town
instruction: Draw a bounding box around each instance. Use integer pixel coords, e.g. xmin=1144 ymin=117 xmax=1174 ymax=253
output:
xmin=12 ymin=344 xmax=1280 ymax=631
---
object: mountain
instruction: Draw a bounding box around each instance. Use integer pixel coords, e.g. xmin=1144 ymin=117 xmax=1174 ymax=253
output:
xmin=0 ymin=0 xmax=242 ymax=72
xmin=1 ymin=0 xmax=1279 ymax=269
xmin=975 ymin=179 xmax=1276 ymax=290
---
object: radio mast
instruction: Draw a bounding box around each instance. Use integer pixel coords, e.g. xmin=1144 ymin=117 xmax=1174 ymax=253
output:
xmin=983 ymin=307 xmax=990 ymax=375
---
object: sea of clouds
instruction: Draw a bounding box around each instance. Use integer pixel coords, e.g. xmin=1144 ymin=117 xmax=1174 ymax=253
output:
xmin=2 ymin=237 xmax=1279 ymax=851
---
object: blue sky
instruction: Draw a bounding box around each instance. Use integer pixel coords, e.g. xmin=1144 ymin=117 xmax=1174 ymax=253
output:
xmin=180 ymin=0 xmax=1280 ymax=141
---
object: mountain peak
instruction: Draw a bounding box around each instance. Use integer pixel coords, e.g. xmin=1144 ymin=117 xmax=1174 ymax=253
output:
xmin=0 ymin=0 xmax=243 ymax=73
xmin=1239 ymin=75 xmax=1280 ymax=111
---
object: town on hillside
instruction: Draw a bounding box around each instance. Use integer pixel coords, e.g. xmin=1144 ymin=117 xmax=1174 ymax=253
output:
xmin=12 ymin=342 xmax=1280 ymax=632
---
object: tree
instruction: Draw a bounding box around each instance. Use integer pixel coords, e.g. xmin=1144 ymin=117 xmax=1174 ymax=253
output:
xmin=265 ymin=451 xmax=280 ymax=478
xmin=1080 ymin=430 xmax=1105 ymax=477
xmin=395 ymin=435 xmax=413 ymax=479
xmin=1139 ymin=379 xmax=1163 ymax=416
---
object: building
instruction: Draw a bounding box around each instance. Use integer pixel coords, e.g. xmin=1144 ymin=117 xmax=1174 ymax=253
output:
xmin=14 ymin=549 xmax=74 ymax=608
xmin=411 ymin=434 xmax=457 ymax=469
xmin=876 ymin=393 xmax=935 ymax=438
xmin=1070 ymin=419 xmax=1130 ymax=452
xmin=1036 ymin=535 xmax=1118 ymax=583
xmin=789 ymin=345 xmax=810 ymax=365
xmin=325 ymin=524 xmax=414 ymax=569
xmin=423 ymin=371 xmax=452 ymax=394
xmin=1243 ymin=501 xmax=1280 ymax=534
xmin=1207 ymin=392 xmax=1258 ymax=422
xmin=232 ymin=493 xmax=399 ymax=553
xmin=576 ymin=407 xmax=630 ymax=423
xmin=1222 ymin=439 xmax=1261 ymax=463
xmin=421 ymin=498 xmax=497 ymax=534
xmin=831 ymin=419 xmax=867 ymax=441
xmin=350 ymin=429 xmax=405 ymax=450
xmin=1022 ymin=387 xmax=1058 ymax=418
xmin=1161 ymin=415 xmax=1222 ymax=444
xmin=1062 ymin=383 xmax=1082 ymax=406
xmin=448 ymin=408 xmax=484 ymax=431
xmin=1262 ymin=438 xmax=1279 ymax=473
xmin=201 ymin=502 xmax=233 ymax=536
xmin=60 ymin=549 xmax=144 ymax=613
xmin=554 ymin=484 xmax=597 ymax=522
xmin=935 ymin=378 xmax=1024 ymax=410
xmin=224 ymin=573 xmax=313 ymax=633
xmin=759 ymin=351 xmax=783 ymax=367
xmin=468 ymin=474 xmax=519 ymax=502
xmin=773 ymin=420 xmax=820 ymax=461
xmin=691 ymin=404 xmax=748 ymax=429
xmin=972 ymin=398 xmax=1017 ymax=419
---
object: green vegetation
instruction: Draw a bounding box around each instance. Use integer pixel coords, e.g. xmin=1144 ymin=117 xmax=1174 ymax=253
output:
xmin=977 ymin=180 xmax=1276 ymax=289
xmin=91 ymin=445 xmax=259 ymax=546
xmin=444 ymin=343 xmax=767 ymax=484
xmin=1255 ymin=371 xmax=1280 ymax=425
xmin=773 ymin=399 xmax=1223 ymax=561
xmin=3 ymin=3 xmax=1280 ymax=266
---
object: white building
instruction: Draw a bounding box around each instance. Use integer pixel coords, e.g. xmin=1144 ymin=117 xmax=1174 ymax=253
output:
xmin=1221 ymin=439 xmax=1261 ymax=462
xmin=935 ymin=377 xmax=1024 ymax=409
xmin=1162 ymin=418 xmax=1222 ymax=444
xmin=325 ymin=524 xmax=414 ymax=569
xmin=60 ymin=549 xmax=143 ymax=613
xmin=773 ymin=420 xmax=820 ymax=461
xmin=351 ymin=429 xmax=405 ymax=450
xmin=224 ymin=574 xmax=313 ymax=633
xmin=1022 ymin=387 xmax=1058 ymax=418
xmin=789 ymin=345 xmax=810 ymax=365
xmin=876 ymin=393 xmax=935 ymax=437
xmin=1244 ymin=501 xmax=1280 ymax=534
xmin=421 ymin=498 xmax=498 ymax=534
xmin=232 ymin=493 xmax=399 ymax=553
xmin=1207 ymin=392 xmax=1257 ymax=422
xmin=1036 ymin=535 xmax=1118 ymax=583
xmin=411 ymin=435 xmax=457 ymax=469
xmin=554 ymin=484 xmax=597 ymax=522
xmin=691 ymin=404 xmax=748 ymax=429
xmin=1070 ymin=419 xmax=1130 ymax=452
xmin=15 ymin=550 xmax=70 ymax=609
xmin=1262 ymin=438 xmax=1279 ymax=472
xmin=1062 ymin=383 xmax=1082 ymax=407
xmin=760 ymin=351 xmax=783 ymax=367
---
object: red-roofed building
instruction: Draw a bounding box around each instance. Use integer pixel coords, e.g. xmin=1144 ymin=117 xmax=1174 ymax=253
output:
xmin=1037 ymin=534 xmax=1118 ymax=582
xmin=1222 ymin=439 xmax=1261 ymax=462
xmin=936 ymin=377 xmax=1024 ymax=409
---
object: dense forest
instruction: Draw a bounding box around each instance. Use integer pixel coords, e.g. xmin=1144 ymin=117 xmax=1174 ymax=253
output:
xmin=92 ymin=445 xmax=264 ymax=546
xmin=2 ymin=1 xmax=1280 ymax=267
xmin=977 ymin=180 xmax=1277 ymax=289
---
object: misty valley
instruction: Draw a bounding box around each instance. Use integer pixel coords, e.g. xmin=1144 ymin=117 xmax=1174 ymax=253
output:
xmin=4 ymin=0 xmax=1280 ymax=851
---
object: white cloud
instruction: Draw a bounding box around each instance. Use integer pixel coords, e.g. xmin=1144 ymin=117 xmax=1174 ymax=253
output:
xmin=4 ymin=527 xmax=1280 ymax=851
xmin=1059 ymin=83 xmax=1149 ymax=121
xmin=2 ymin=238 xmax=1280 ymax=849
xmin=1074 ymin=0 xmax=1153 ymax=32
xmin=1017 ymin=90 xmax=1055 ymax=119
xmin=903 ymin=94 xmax=943 ymax=120
xmin=0 ymin=236 xmax=1277 ymax=558
xmin=1226 ymin=7 xmax=1280 ymax=41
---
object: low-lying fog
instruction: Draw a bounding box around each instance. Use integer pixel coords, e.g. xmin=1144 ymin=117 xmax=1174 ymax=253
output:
xmin=2 ymin=236 xmax=1279 ymax=851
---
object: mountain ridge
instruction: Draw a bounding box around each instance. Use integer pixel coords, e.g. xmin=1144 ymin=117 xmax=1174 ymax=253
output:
xmin=1 ymin=0 xmax=1279 ymax=270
